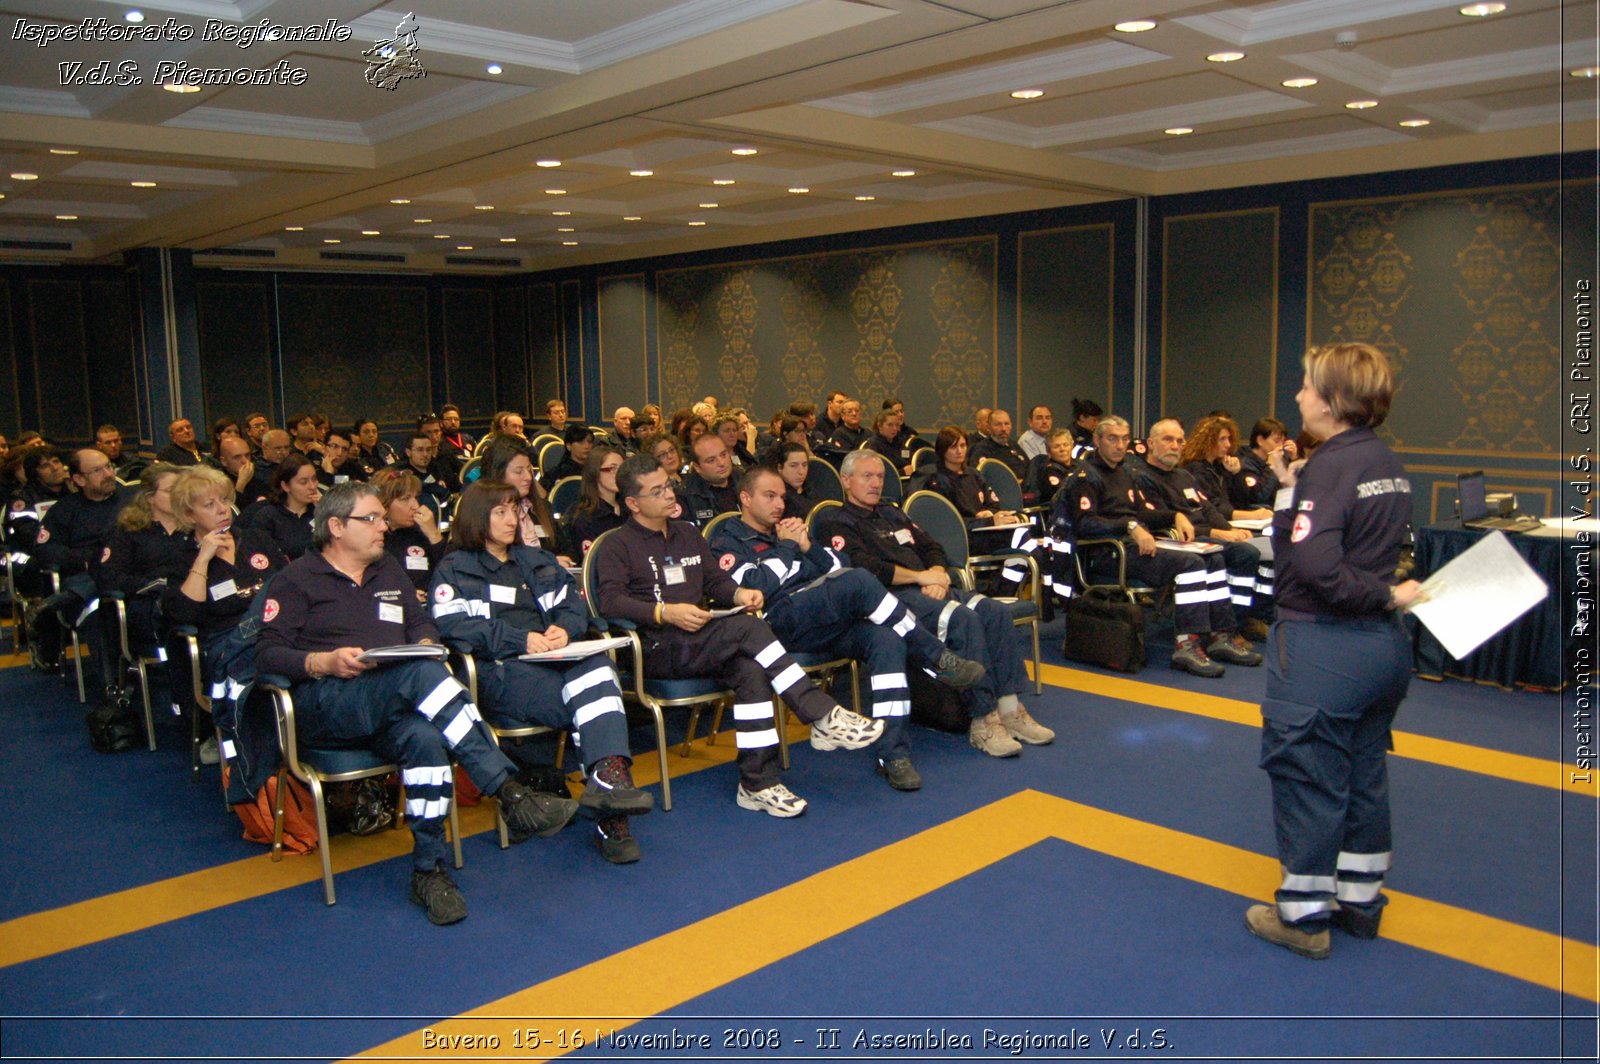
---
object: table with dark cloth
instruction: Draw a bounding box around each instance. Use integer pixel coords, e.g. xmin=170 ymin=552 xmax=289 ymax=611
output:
xmin=1411 ymin=521 xmax=1575 ymax=690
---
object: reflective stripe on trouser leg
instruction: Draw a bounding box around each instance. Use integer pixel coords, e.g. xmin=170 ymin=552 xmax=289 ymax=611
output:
xmin=560 ymin=655 xmax=631 ymax=767
xmin=388 ymin=660 xmax=514 ymax=798
xmin=867 ymin=588 xmax=946 ymax=667
xmin=1336 ymin=850 xmax=1391 ymax=906
xmin=367 ymin=709 xmax=453 ymax=871
xmin=1276 ymin=868 xmax=1338 ymax=924
xmin=724 ymin=652 xmax=784 ymax=790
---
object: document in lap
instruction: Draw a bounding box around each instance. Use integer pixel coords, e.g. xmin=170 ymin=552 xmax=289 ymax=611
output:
xmin=357 ymin=644 xmax=449 ymax=663
xmin=518 ymin=635 xmax=633 ymax=662
xmin=1407 ymin=530 xmax=1547 ymax=660
xmin=1154 ymin=539 xmax=1222 ymax=554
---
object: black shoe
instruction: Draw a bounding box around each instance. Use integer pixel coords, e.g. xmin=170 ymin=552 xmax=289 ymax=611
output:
xmin=933 ymin=649 xmax=985 ymax=689
xmin=595 ymin=816 xmax=641 ymax=864
xmin=1207 ymin=632 xmax=1263 ymax=667
xmin=876 ymin=757 xmax=923 ymax=791
xmin=1171 ymin=636 xmax=1224 ymax=678
xmin=498 ymin=780 xmax=579 ymax=842
xmin=1330 ymin=902 xmax=1383 ymax=939
xmin=409 ymin=863 xmax=467 ymax=926
xmin=579 ymin=755 xmax=655 ymax=816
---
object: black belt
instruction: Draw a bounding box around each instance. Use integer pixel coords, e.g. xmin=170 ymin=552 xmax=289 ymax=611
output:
xmin=1277 ymin=607 xmax=1393 ymax=626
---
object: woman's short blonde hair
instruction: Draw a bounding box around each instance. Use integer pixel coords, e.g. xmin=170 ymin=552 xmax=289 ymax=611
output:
xmin=369 ymin=467 xmax=422 ymax=507
xmin=170 ymin=465 xmax=235 ymax=532
xmin=1304 ymin=342 xmax=1395 ymax=429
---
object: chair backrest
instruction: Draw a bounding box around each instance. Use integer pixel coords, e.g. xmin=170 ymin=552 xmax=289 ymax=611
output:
xmin=580 ymin=527 xmax=620 ymax=625
xmin=806 ymin=498 xmax=843 ymax=541
xmin=549 ymin=475 xmax=581 ymax=520
xmin=911 ymin=446 xmax=935 ymax=473
xmin=878 ymin=464 xmax=905 ymax=505
xmin=903 ymin=489 xmax=970 ymax=568
xmin=460 ymin=456 xmax=482 ymax=485
xmin=806 ymin=456 xmax=844 ymax=502
xmin=529 ymin=433 xmax=561 ymax=452
xmin=538 ymin=440 xmax=566 ymax=479
xmin=701 ymin=510 xmax=742 ymax=543
xmin=977 ymin=458 xmax=1024 ymax=511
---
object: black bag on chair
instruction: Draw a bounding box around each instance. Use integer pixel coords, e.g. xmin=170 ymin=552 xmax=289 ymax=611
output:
xmin=1062 ymin=587 xmax=1146 ymax=673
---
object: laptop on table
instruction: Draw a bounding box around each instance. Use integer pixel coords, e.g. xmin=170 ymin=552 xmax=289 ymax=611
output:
xmin=1456 ymin=471 xmax=1542 ymax=532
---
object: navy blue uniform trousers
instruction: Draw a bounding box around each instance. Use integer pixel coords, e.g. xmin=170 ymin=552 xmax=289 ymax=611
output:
xmin=892 ymin=586 xmax=1027 ymax=719
xmin=474 ymin=653 xmax=630 ymax=771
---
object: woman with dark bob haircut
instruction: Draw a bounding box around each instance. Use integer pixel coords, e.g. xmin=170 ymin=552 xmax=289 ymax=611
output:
xmin=1244 ymin=342 xmax=1422 ymax=962
xmin=431 ymin=481 xmax=654 ymax=864
xmin=924 ymin=425 xmax=1042 ymax=597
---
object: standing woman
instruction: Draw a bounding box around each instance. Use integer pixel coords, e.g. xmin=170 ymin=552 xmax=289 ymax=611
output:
xmin=431 ymin=481 xmax=654 ymax=863
xmin=1245 ymin=342 xmax=1420 ymax=960
xmin=563 ymin=446 xmax=626 ymax=560
xmin=237 ymin=456 xmax=321 ymax=559
xmin=925 ymin=425 xmax=1041 ymax=597
xmin=371 ymin=467 xmax=444 ymax=598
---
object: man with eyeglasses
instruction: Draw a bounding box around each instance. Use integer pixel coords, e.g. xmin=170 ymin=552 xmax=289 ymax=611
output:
xmin=593 ymin=454 xmax=885 ymax=818
xmin=22 ymin=449 xmax=134 ymax=691
xmin=436 ymin=405 xmax=475 ymax=472
xmin=678 ymin=433 xmax=741 ymax=527
xmin=315 ymin=430 xmax=366 ymax=490
xmin=256 ymin=482 xmax=580 ymax=925
xmin=394 ymin=430 xmax=452 ymax=520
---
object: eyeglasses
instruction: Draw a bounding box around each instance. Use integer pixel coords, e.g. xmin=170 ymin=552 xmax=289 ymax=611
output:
xmin=344 ymin=513 xmax=388 ymax=526
xmin=638 ymin=485 xmax=675 ymax=500
xmin=600 ymin=464 xmax=623 ymax=474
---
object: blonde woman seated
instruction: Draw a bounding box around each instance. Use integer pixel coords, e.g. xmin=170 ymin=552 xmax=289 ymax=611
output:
xmin=430 ymin=480 xmax=653 ymax=864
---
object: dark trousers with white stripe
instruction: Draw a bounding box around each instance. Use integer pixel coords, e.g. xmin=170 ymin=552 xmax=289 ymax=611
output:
xmin=892 ymin=586 xmax=1028 ymax=719
xmin=767 ymin=568 xmax=945 ymax=763
xmin=1259 ymin=616 xmax=1411 ymax=929
xmin=1213 ymin=539 xmax=1265 ymax=618
xmin=969 ymin=525 xmax=1043 ymax=598
xmin=648 ymin=615 xmax=836 ymax=791
xmin=475 ymin=654 xmax=631 ymax=771
xmin=1094 ymin=548 xmax=1235 ymax=635
xmin=294 ymin=660 xmax=515 ymax=871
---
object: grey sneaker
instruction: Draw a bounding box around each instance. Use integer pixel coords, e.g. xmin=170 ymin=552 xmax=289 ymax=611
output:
xmin=1208 ymin=632 xmax=1263 ymax=666
xmin=579 ymin=755 xmax=655 ymax=816
xmin=809 ymin=705 xmax=884 ymax=751
xmin=498 ymin=780 xmax=579 ymax=842
xmin=969 ymin=711 xmax=1022 ymax=758
xmin=998 ymin=704 xmax=1054 ymax=745
xmin=736 ymin=781 xmax=808 ymax=818
xmin=933 ymin=649 xmax=985 ymax=689
xmin=1244 ymin=904 xmax=1330 ymax=959
xmin=410 ymin=863 xmax=467 ymax=926
xmin=876 ymin=757 xmax=922 ymax=791
xmin=1171 ymin=636 xmax=1225 ymax=678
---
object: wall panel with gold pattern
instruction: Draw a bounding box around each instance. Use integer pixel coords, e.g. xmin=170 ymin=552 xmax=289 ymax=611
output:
xmin=277 ymin=283 xmax=430 ymax=429
xmin=598 ymin=274 xmax=648 ymax=419
xmin=655 ymin=237 xmax=995 ymax=429
xmin=1017 ymin=224 xmax=1115 ymax=425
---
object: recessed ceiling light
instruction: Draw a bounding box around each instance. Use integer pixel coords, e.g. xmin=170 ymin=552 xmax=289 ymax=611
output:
xmin=323 ymin=239 xmax=340 ymax=244
xmin=544 ymin=189 xmax=567 ymax=195
xmin=413 ymin=218 xmax=432 ymax=223
xmin=500 ymin=237 xmax=517 ymax=243
xmin=361 ymin=230 xmax=380 ymax=235
xmin=1282 ymin=77 xmax=1318 ymax=88
xmin=551 ymin=210 xmax=571 ymax=216
xmin=125 ymin=10 xmax=145 ymax=22
xmin=11 ymin=172 xmax=39 ymax=181
xmin=1399 ymin=118 xmax=1431 ymax=127
xmin=1459 ymin=2 xmax=1505 ymax=14
xmin=1164 ymin=127 xmax=1193 ymax=135
xmin=433 ymin=234 xmax=450 ymax=239
xmin=457 ymin=245 xmax=473 ymax=250
xmin=0 ymin=194 xmax=6 ymax=200
xmin=687 ymin=221 xmax=706 ymax=227
xmin=284 ymin=226 xmax=303 ymax=231
xmin=536 ymin=159 xmax=562 ymax=168
xmin=389 ymin=198 xmax=410 ymax=204
xmin=1010 ymin=89 xmax=1045 ymax=100
xmin=713 ymin=179 xmax=736 ymax=186
xmin=1345 ymin=99 xmax=1379 ymax=109
xmin=629 ymin=169 xmax=653 ymax=177
xmin=486 ymin=63 xmax=502 ymax=75
xmin=55 ymin=214 xmax=78 ymax=221
xmin=698 ymin=202 xmax=718 ymax=209
xmin=1114 ymin=19 xmax=1156 ymax=32
xmin=854 ymin=195 xmax=875 ymax=202
xmin=563 ymin=240 xmax=579 ymax=245
xmin=623 ymin=215 xmax=641 ymax=221
xmin=1206 ymin=51 xmax=1245 ymax=63
xmin=48 ymin=148 xmax=78 ymax=156
xmin=787 ymin=187 xmax=809 ymax=194
xmin=474 ymin=205 xmax=494 ymax=211
xmin=557 ymin=227 xmax=575 ymax=232
xmin=131 ymin=180 xmax=157 ymax=187
xmin=1572 ymin=66 xmax=1600 ymax=78
xmin=731 ymin=147 xmax=758 ymax=156
xmin=162 ymin=83 xmax=201 ymax=94
xmin=891 ymin=169 xmax=916 ymax=177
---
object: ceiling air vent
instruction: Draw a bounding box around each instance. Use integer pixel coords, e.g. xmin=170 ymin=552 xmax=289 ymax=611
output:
xmin=1 ymin=239 xmax=72 ymax=251
xmin=445 ymin=256 xmax=521 ymax=268
xmin=201 ymin=247 xmax=277 ymax=258
xmin=320 ymin=251 xmax=407 ymax=264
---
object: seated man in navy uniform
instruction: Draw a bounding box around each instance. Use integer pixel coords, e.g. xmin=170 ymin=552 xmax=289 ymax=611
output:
xmin=592 ymin=454 xmax=885 ymax=818
xmin=827 ymin=397 xmax=869 ymax=452
xmin=1052 ymin=415 xmax=1260 ymax=677
xmin=157 ymin=418 xmax=205 ymax=467
xmin=392 ymin=431 xmax=452 ymax=521
xmin=968 ymin=408 xmax=1030 ymax=486
xmin=815 ymin=451 xmax=1053 ymax=758
xmin=255 ymin=481 xmax=579 ymax=926
xmin=677 ymin=433 xmax=741 ymax=527
xmin=708 ymin=466 xmax=984 ymax=791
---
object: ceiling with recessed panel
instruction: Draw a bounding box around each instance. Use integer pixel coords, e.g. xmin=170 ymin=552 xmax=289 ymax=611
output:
xmin=0 ymin=0 xmax=1594 ymax=273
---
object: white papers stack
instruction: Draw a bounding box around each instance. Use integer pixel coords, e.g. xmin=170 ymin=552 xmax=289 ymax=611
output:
xmin=518 ymin=636 xmax=633 ymax=662
xmin=1229 ymin=517 xmax=1272 ymax=531
xmin=357 ymin=644 xmax=448 ymax=663
xmin=708 ymin=605 xmax=750 ymax=618
xmin=1409 ymin=530 xmax=1548 ymax=660
xmin=1155 ymin=540 xmax=1222 ymax=554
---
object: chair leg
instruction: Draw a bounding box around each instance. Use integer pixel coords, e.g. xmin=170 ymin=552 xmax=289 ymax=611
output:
xmin=134 ymin=659 xmax=155 ymax=753
xmin=706 ymin=702 xmax=727 ymax=747
xmin=645 ymin=702 xmax=671 ymax=813
xmin=1030 ymin=620 xmax=1043 ymax=695
xmin=307 ymin=777 xmax=335 ymax=906
xmin=447 ymin=795 xmax=463 ymax=870
xmin=190 ymin=704 xmax=203 ymax=782
xmin=69 ymin=629 xmax=86 ymax=703
xmin=270 ymin=767 xmax=289 ymax=861
xmin=775 ymin=698 xmax=789 ymax=771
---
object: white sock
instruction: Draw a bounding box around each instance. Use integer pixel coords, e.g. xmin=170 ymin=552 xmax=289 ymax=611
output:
xmin=997 ymin=694 xmax=1019 ymax=715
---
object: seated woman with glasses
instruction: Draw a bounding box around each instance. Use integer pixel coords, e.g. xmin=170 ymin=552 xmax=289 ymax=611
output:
xmin=562 ymin=445 xmax=626 ymax=560
xmin=369 ymin=467 xmax=445 ymax=599
xmin=925 ymin=425 xmax=1043 ymax=598
xmin=430 ymin=480 xmax=654 ymax=864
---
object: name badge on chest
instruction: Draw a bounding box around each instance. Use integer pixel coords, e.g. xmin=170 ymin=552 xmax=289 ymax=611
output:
xmin=378 ymin=602 xmax=404 ymax=624
xmin=663 ymin=564 xmax=686 ymax=585
xmin=893 ymin=528 xmax=913 ymax=545
xmin=405 ymin=555 xmax=428 ymax=570
xmin=489 ymin=583 xmax=517 ymax=604
xmin=208 ymin=579 xmax=237 ymax=601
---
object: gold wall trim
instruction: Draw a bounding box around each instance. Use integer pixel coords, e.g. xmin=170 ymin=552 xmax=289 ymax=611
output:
xmin=1160 ymin=207 xmax=1279 ymax=421
xmin=597 ymin=273 xmax=647 ymax=419
xmin=1015 ymin=222 xmax=1115 ymax=417
xmin=1404 ymin=462 xmax=1570 ymax=480
xmin=652 ymin=234 xmax=997 ymax=280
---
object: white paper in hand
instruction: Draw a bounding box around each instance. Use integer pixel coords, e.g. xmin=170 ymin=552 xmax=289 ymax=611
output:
xmin=1409 ymin=530 xmax=1548 ymax=660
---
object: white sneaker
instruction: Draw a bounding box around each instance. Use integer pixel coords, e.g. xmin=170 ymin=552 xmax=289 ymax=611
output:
xmin=808 ymin=705 xmax=884 ymax=751
xmin=999 ymin=704 xmax=1055 ymax=745
xmin=736 ymin=782 xmax=808 ymax=818
xmin=968 ymin=711 xmax=1022 ymax=758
